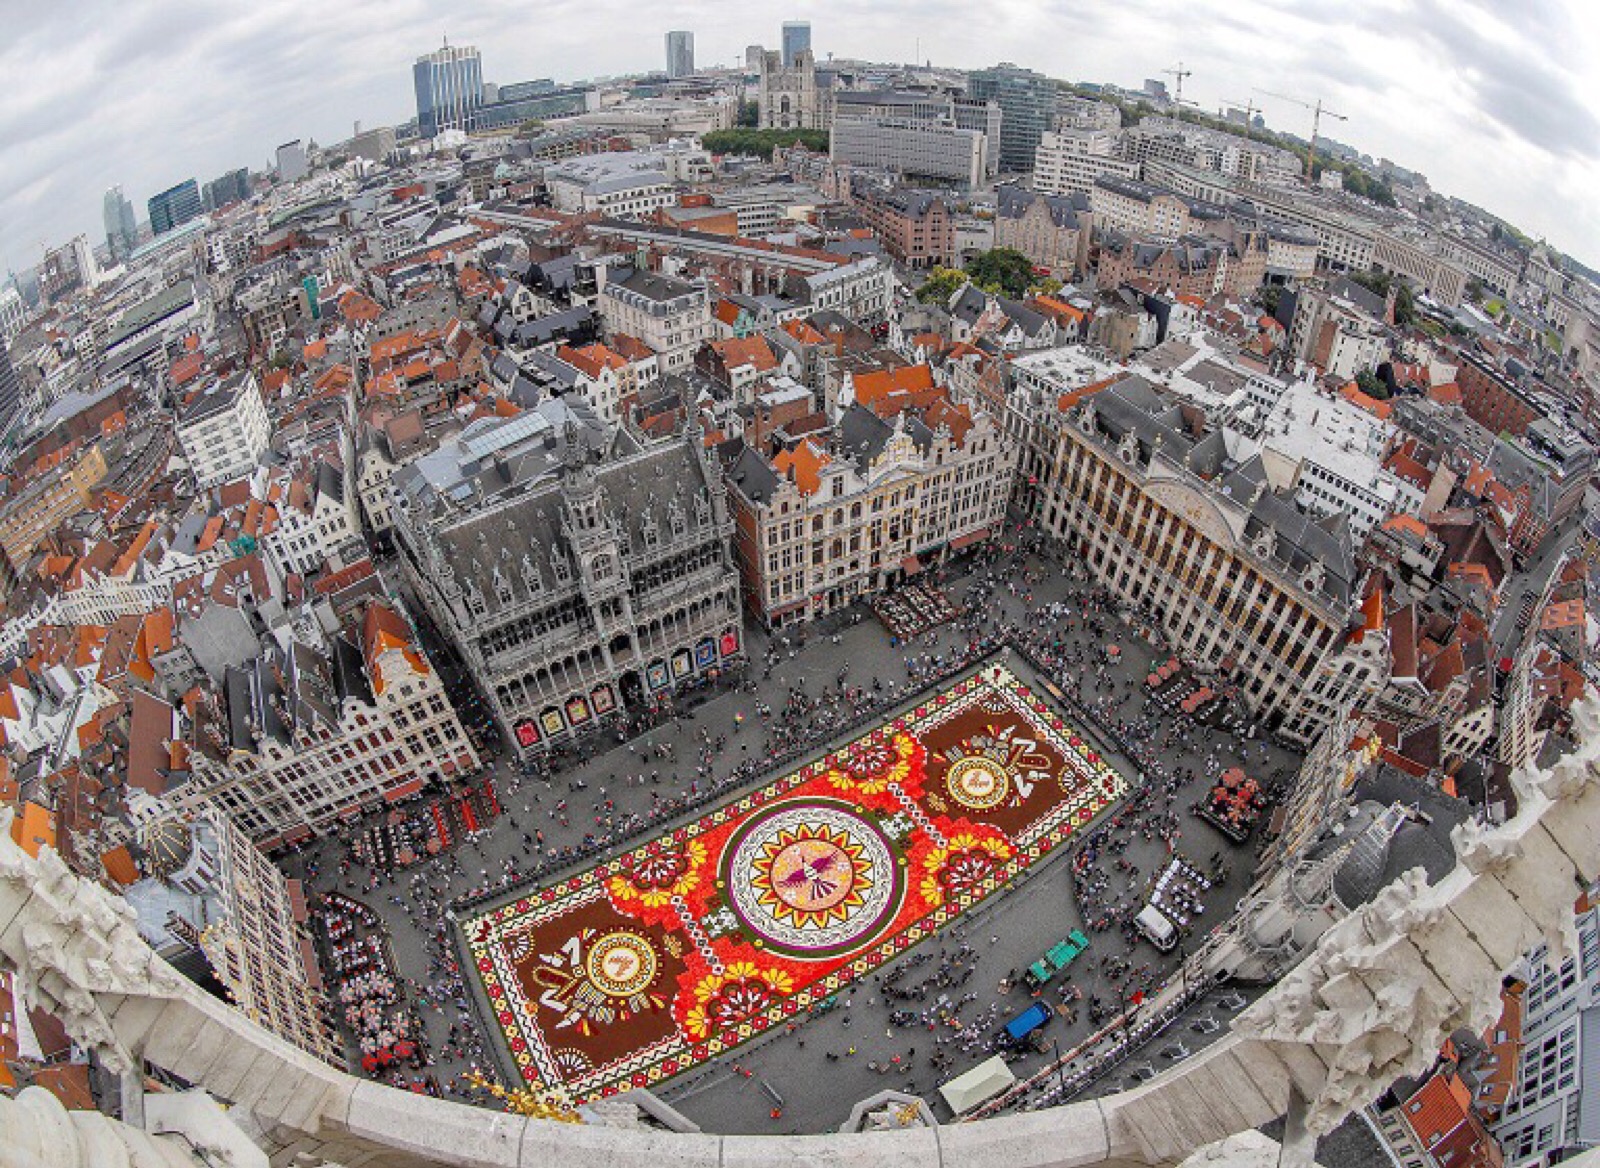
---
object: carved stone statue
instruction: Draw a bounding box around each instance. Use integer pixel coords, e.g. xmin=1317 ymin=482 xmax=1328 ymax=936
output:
xmin=0 ymin=813 xmax=189 ymax=1074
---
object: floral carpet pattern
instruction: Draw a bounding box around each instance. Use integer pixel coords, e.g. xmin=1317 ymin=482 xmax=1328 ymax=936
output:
xmin=463 ymin=658 xmax=1127 ymax=1101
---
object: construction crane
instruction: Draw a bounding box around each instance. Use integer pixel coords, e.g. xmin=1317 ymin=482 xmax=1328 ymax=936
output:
xmin=1254 ymin=88 xmax=1347 ymax=184
xmin=1162 ymin=61 xmax=1194 ymax=109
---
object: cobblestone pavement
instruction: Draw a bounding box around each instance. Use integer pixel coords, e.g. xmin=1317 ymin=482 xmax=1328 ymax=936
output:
xmin=283 ymin=531 xmax=1304 ymax=1135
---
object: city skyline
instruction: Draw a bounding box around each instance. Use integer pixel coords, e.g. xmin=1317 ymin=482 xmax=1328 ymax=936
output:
xmin=0 ymin=0 xmax=1596 ymax=280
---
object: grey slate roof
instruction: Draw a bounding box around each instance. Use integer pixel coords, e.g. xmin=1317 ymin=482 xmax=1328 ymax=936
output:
xmin=997 ymin=298 xmax=1050 ymax=338
xmin=429 ymin=436 xmax=721 ymax=620
xmin=950 ymin=284 xmax=987 ymax=326
xmin=1086 ymin=378 xmax=1356 ymax=608
xmin=724 ymin=441 xmax=781 ymax=505
xmin=994 ymin=184 xmax=1089 ymax=226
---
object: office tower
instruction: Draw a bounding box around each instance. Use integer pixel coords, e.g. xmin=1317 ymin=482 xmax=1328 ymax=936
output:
xmin=148 ymin=179 xmax=204 ymax=236
xmin=0 ymin=335 xmax=21 ymax=436
xmin=102 ymin=186 xmax=138 ymax=263
xmin=277 ymin=139 xmax=308 ymax=182
xmin=781 ymin=20 xmax=811 ymax=68
xmin=70 ymin=235 xmax=98 ymax=290
xmin=968 ymin=62 xmax=1054 ymax=173
xmin=413 ymin=42 xmax=484 ymax=138
xmin=0 ymin=287 xmax=23 ymax=342
xmin=202 ymin=168 xmax=251 ymax=212
xmin=665 ymin=30 xmax=695 ymax=79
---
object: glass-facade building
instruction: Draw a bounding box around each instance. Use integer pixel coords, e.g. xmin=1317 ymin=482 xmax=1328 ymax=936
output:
xmin=781 ymin=21 xmax=811 ymax=67
xmin=149 ymin=179 xmax=203 ymax=236
xmin=0 ymin=335 xmax=22 ymax=439
xmin=666 ymin=31 xmax=695 ymax=79
xmin=414 ymin=44 xmax=484 ymax=138
xmin=967 ymin=63 xmax=1054 ymax=174
xmin=203 ymin=168 xmax=251 ymax=212
xmin=103 ymin=186 xmax=138 ymax=262
xmin=472 ymin=87 xmax=592 ymax=132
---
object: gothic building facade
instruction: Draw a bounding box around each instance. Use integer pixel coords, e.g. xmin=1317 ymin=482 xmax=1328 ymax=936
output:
xmin=392 ymin=422 xmax=744 ymax=755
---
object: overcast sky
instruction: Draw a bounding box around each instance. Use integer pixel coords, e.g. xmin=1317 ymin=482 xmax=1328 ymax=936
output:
xmin=3 ymin=0 xmax=1597 ymax=279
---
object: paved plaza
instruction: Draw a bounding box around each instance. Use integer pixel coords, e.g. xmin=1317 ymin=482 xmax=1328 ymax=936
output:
xmin=461 ymin=655 xmax=1126 ymax=1102
xmin=284 ymin=530 xmax=1306 ymax=1134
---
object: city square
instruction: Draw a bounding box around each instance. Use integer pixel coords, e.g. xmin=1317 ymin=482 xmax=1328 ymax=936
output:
xmin=461 ymin=654 xmax=1128 ymax=1101
xmin=3 ymin=11 xmax=1594 ymax=1164
xmin=276 ymin=538 xmax=1310 ymax=1132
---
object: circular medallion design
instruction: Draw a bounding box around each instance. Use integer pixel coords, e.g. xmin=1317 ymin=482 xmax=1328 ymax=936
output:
xmin=945 ymin=755 xmax=1011 ymax=810
xmin=724 ymin=802 xmax=901 ymax=958
xmin=586 ymin=931 xmax=658 ymax=998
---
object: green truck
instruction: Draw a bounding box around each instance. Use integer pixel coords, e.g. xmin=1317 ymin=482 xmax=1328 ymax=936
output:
xmin=1024 ymin=929 xmax=1091 ymax=989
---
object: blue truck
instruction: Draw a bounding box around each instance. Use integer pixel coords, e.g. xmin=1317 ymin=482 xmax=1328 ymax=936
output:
xmin=1000 ymin=1001 xmax=1054 ymax=1049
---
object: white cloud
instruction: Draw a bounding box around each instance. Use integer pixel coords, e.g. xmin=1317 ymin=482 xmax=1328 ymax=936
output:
xmin=1 ymin=0 xmax=1596 ymax=275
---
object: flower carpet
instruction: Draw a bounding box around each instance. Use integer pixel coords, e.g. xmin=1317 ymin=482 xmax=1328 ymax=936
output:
xmin=462 ymin=656 xmax=1128 ymax=1101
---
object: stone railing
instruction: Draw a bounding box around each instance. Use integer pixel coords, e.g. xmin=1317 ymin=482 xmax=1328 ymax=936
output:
xmin=1 ymin=694 xmax=1597 ymax=1168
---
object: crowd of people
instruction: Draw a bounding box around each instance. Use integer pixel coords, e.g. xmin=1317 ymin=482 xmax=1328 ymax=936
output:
xmin=290 ymin=519 xmax=1298 ymax=1120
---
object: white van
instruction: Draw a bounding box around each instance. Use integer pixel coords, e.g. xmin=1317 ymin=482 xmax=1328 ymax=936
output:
xmin=1135 ymin=904 xmax=1178 ymax=952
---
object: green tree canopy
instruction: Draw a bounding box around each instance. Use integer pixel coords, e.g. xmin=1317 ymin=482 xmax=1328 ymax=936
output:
xmin=963 ymin=248 xmax=1035 ymax=300
xmin=915 ymin=267 xmax=969 ymax=304
xmin=701 ymin=128 xmax=828 ymax=160
xmin=1346 ymin=269 xmax=1416 ymax=326
xmin=1355 ymin=369 xmax=1390 ymax=400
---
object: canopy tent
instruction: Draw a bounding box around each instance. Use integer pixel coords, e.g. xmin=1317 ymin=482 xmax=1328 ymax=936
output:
xmin=938 ymin=1055 xmax=1016 ymax=1114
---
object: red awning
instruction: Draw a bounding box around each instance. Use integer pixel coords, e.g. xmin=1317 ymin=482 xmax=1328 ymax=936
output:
xmin=902 ymin=556 xmax=923 ymax=576
xmin=287 ymin=877 xmax=309 ymax=923
xmin=298 ymin=936 xmax=324 ymax=993
xmin=951 ymin=527 xmax=992 ymax=551
xmin=383 ymin=776 xmax=426 ymax=803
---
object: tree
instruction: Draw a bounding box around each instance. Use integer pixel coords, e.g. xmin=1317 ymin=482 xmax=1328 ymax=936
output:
xmin=1030 ymin=276 xmax=1064 ymax=298
xmin=1257 ymin=285 xmax=1283 ymax=317
xmin=701 ymin=128 xmax=828 ymax=159
xmin=1355 ymin=369 xmax=1390 ymax=400
xmin=963 ymin=248 xmax=1035 ymax=300
xmin=1393 ymin=282 xmax=1416 ymax=326
xmin=915 ymin=267 xmax=969 ymax=304
xmin=1346 ymin=269 xmax=1416 ymax=326
xmin=737 ymin=100 xmax=760 ymax=128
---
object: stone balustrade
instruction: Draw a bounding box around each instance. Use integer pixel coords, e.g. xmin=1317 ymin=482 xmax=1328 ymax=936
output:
xmin=1 ymin=694 xmax=1597 ymax=1168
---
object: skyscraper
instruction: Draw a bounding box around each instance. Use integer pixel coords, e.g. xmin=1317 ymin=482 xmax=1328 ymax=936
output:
xmin=0 ymin=335 xmax=22 ymax=438
xmin=276 ymin=140 xmax=308 ymax=183
xmin=781 ymin=21 xmax=811 ymax=68
xmin=665 ymin=31 xmax=695 ymax=79
xmin=202 ymin=168 xmax=251 ymax=212
xmin=967 ymin=63 xmax=1054 ymax=173
xmin=102 ymin=186 xmax=138 ymax=263
xmin=148 ymin=179 xmax=204 ymax=236
xmin=413 ymin=42 xmax=483 ymax=138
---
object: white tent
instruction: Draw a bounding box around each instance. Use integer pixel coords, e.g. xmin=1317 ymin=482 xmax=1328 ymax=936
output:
xmin=938 ymin=1054 xmax=1016 ymax=1114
